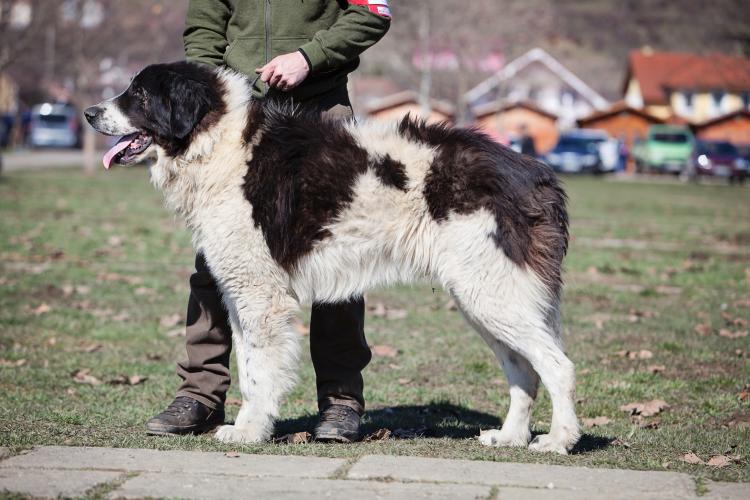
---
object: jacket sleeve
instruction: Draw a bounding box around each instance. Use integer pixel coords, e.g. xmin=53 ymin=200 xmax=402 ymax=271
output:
xmin=298 ymin=2 xmax=391 ymax=74
xmin=183 ymin=0 xmax=232 ymax=66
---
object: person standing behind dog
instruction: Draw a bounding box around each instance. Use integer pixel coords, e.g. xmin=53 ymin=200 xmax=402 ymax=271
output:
xmin=146 ymin=0 xmax=391 ymax=442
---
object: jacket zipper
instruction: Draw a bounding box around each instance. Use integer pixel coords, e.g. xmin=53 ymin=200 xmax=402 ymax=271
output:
xmin=264 ymin=0 xmax=271 ymax=91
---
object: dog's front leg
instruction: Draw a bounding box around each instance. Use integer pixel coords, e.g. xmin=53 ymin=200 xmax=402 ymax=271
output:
xmin=215 ymin=289 xmax=301 ymax=444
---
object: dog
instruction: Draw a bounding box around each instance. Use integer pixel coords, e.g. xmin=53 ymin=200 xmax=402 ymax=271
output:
xmin=84 ymin=61 xmax=579 ymax=454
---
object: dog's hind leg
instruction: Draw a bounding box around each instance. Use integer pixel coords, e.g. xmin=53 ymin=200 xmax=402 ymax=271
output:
xmin=475 ymin=333 xmax=538 ymax=448
xmin=450 ymin=272 xmax=578 ymax=455
xmin=214 ymin=289 xmax=301 ymax=444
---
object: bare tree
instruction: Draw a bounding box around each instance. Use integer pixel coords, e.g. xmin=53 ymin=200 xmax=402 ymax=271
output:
xmin=0 ymin=0 xmax=55 ymax=73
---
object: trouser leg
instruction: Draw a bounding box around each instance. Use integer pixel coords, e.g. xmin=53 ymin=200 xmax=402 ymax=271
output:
xmin=310 ymin=297 xmax=371 ymax=415
xmin=175 ymin=253 xmax=232 ymax=410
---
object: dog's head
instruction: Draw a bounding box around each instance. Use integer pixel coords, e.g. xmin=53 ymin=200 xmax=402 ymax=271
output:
xmin=84 ymin=61 xmax=223 ymax=169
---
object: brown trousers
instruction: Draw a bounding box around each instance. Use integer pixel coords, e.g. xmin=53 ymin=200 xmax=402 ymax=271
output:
xmin=175 ymin=87 xmax=371 ymax=414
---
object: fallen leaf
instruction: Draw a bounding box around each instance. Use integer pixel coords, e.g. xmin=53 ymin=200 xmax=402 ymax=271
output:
xmin=581 ymin=416 xmax=611 ymax=428
xmin=614 ymin=349 xmax=653 ymax=360
xmin=694 ymin=324 xmax=713 ymax=336
xmin=369 ymin=302 xmax=387 ymax=317
xmin=385 ymin=308 xmax=408 ymax=320
xmin=80 ymin=343 xmax=103 ymax=353
xmin=146 ymin=353 xmax=163 ymax=361
xmin=444 ymin=299 xmax=458 ymax=311
xmin=66 ymin=388 xmax=77 ymax=396
xmin=134 ymin=287 xmax=153 ymax=296
xmin=707 ymin=455 xmax=732 ymax=468
xmin=32 ymin=303 xmax=51 ymax=316
xmin=275 ymin=431 xmax=311 ymax=444
xmin=371 ymin=344 xmax=398 ymax=358
xmin=738 ymin=391 xmax=749 ymax=402
xmin=224 ymin=451 xmax=241 ymax=458
xmin=726 ymin=412 xmax=750 ymax=429
xmin=718 ymin=329 xmax=748 ymax=339
xmin=646 ymin=364 xmax=666 ymax=374
xmin=619 ymin=399 xmax=669 ymax=417
xmin=107 ymin=235 xmax=124 ymax=247
xmin=159 ymin=314 xmax=181 ymax=328
xmin=0 ymin=358 xmax=27 ymax=368
xmin=107 ymin=375 xmax=147 ymax=386
xmin=166 ymin=328 xmax=185 ymax=338
xmin=397 ymin=378 xmax=412 ymax=385
xmin=680 ymin=452 xmax=704 ymax=465
xmin=45 ymin=337 xmax=57 ymax=347
xmin=111 ymin=311 xmax=130 ymax=322
xmin=363 ymin=428 xmax=391 ymax=441
xmin=225 ymin=397 xmax=242 ymax=407
xmin=611 ymin=438 xmax=631 ymax=448
xmin=71 ymin=368 xmax=102 ymax=386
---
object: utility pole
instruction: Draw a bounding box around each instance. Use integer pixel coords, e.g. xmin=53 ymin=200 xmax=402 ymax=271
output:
xmin=418 ymin=3 xmax=431 ymax=117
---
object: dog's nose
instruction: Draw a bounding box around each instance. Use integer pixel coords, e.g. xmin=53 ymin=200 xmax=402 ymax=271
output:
xmin=83 ymin=106 xmax=101 ymax=123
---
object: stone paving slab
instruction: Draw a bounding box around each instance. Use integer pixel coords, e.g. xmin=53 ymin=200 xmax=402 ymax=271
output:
xmin=347 ymin=455 xmax=696 ymax=498
xmin=109 ymin=473 xmax=491 ymax=500
xmin=0 ymin=468 xmax=122 ymax=498
xmin=704 ymin=481 xmax=750 ymax=500
xmin=0 ymin=446 xmax=345 ymax=478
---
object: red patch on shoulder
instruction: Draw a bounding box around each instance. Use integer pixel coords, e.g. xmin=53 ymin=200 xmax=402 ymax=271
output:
xmin=349 ymin=0 xmax=391 ymax=18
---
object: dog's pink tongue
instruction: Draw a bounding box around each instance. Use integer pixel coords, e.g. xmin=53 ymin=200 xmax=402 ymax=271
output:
xmin=102 ymin=136 xmax=133 ymax=170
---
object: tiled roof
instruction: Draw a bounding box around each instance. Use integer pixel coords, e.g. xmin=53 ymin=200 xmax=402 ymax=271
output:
xmin=627 ymin=50 xmax=750 ymax=105
xmin=577 ymin=100 xmax=664 ymax=126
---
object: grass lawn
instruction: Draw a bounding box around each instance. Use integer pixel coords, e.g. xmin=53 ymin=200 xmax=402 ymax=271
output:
xmin=0 ymin=168 xmax=748 ymax=484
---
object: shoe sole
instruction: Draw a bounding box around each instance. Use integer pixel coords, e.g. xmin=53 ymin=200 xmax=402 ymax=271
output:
xmin=145 ymin=423 xmax=223 ymax=436
xmin=314 ymin=430 xmax=359 ymax=443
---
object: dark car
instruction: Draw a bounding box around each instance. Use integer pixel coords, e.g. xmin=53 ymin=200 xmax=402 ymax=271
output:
xmin=689 ymin=140 xmax=746 ymax=183
xmin=543 ymin=131 xmax=606 ymax=174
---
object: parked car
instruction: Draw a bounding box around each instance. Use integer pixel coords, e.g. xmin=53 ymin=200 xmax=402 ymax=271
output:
xmin=632 ymin=125 xmax=694 ymax=174
xmin=688 ymin=140 xmax=746 ymax=183
xmin=543 ymin=130 xmax=611 ymax=174
xmin=28 ymin=103 xmax=81 ymax=149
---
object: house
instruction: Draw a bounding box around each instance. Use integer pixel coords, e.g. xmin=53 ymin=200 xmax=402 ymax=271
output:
xmin=691 ymin=110 xmax=750 ymax=145
xmin=365 ymin=91 xmax=454 ymax=124
xmin=577 ymin=101 xmax=664 ymax=150
xmin=464 ymin=48 xmax=609 ymax=128
xmin=472 ymin=100 xmax=558 ymax=153
xmin=623 ymin=48 xmax=750 ymax=124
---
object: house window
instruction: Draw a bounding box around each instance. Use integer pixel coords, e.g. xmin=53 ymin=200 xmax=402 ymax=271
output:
xmin=711 ymin=90 xmax=725 ymax=117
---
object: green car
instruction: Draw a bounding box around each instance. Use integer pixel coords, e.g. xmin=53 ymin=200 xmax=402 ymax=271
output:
xmin=633 ymin=125 xmax=695 ymax=174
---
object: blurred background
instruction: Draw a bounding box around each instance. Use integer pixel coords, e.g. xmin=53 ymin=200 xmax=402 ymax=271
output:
xmin=1 ymin=0 xmax=750 ymax=177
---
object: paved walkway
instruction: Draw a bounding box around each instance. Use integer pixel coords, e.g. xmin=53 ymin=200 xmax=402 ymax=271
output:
xmin=0 ymin=446 xmax=745 ymax=499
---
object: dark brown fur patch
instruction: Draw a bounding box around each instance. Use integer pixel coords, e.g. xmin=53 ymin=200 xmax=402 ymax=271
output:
xmin=399 ymin=116 xmax=568 ymax=298
xmin=372 ymin=154 xmax=408 ymax=191
xmin=243 ymin=102 xmax=410 ymax=270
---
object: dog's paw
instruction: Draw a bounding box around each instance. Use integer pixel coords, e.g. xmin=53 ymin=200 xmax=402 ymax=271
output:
xmin=527 ymin=434 xmax=569 ymax=455
xmin=214 ymin=424 xmax=268 ymax=444
xmin=478 ymin=429 xmax=530 ymax=448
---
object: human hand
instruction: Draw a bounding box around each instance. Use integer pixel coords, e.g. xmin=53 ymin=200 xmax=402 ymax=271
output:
xmin=256 ymin=51 xmax=310 ymax=91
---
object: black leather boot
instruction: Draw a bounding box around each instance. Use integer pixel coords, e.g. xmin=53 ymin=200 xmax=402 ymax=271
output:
xmin=145 ymin=396 xmax=224 ymax=435
xmin=314 ymin=404 xmax=361 ymax=443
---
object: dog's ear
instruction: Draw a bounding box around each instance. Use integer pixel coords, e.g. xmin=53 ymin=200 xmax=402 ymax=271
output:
xmin=168 ymin=75 xmax=212 ymax=140
xmin=150 ymin=73 xmax=212 ymax=141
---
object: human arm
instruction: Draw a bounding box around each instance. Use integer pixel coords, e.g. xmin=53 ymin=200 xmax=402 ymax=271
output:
xmin=183 ymin=0 xmax=232 ymax=66
xmin=258 ymin=0 xmax=391 ymax=90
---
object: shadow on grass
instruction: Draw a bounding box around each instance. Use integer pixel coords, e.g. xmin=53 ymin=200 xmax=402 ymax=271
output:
xmin=273 ymin=401 xmax=613 ymax=453
xmin=276 ymin=401 xmax=499 ymax=439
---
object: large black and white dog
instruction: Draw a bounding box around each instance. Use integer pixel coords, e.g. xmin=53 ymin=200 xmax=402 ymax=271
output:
xmin=85 ymin=61 xmax=579 ymax=454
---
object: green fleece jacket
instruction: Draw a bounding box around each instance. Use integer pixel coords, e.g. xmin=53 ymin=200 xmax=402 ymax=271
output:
xmin=184 ymin=0 xmax=391 ymax=100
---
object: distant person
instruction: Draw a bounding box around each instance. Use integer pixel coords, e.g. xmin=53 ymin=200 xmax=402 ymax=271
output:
xmin=145 ymin=0 xmax=391 ymax=443
xmin=519 ymin=124 xmax=537 ymax=157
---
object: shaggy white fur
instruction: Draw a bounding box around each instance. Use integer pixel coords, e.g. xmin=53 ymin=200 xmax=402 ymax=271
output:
xmin=91 ymin=67 xmax=579 ymax=454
